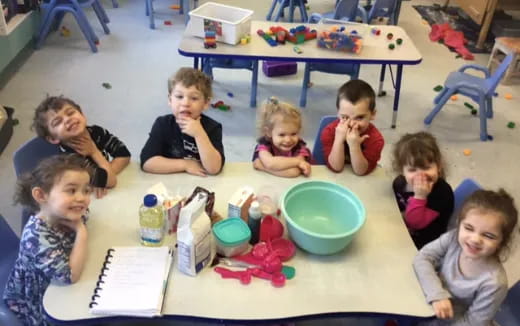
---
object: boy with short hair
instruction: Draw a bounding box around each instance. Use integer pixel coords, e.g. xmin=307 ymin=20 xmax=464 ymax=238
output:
xmin=140 ymin=67 xmax=224 ymax=176
xmin=320 ymin=79 xmax=384 ymax=175
xmin=33 ymin=96 xmax=131 ymax=196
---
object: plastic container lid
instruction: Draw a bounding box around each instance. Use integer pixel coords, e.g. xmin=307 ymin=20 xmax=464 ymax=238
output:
xmin=144 ymin=194 xmax=158 ymax=207
xmin=213 ymin=218 xmax=251 ymax=247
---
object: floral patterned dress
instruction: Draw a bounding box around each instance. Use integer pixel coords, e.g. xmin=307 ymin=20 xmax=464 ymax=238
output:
xmin=3 ymin=215 xmax=74 ymax=326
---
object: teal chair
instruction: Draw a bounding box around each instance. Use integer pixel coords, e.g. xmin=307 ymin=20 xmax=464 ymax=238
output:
xmin=424 ymin=53 xmax=514 ymax=141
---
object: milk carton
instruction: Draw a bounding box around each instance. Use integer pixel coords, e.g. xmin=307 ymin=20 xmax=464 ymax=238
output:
xmin=177 ymin=193 xmax=213 ymax=276
xmin=228 ymin=186 xmax=254 ymax=222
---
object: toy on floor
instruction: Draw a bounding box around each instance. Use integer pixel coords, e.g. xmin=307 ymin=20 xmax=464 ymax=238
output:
xmin=505 ymin=93 xmax=513 ymax=100
xmin=211 ymin=101 xmax=231 ymax=111
xmin=450 ymin=95 xmax=458 ymax=101
xmin=102 ymin=82 xmax=112 ymax=89
xmin=164 ymin=20 xmax=172 ymax=25
xmin=433 ymin=85 xmax=443 ymax=92
xmin=463 ymin=149 xmax=472 ymax=156
xmin=60 ymin=26 xmax=71 ymax=37
xmin=170 ymin=4 xmax=180 ymax=9
xmin=204 ymin=30 xmax=217 ymax=49
xmin=317 ymin=26 xmax=363 ymax=54
xmin=507 ymin=122 xmax=516 ymax=129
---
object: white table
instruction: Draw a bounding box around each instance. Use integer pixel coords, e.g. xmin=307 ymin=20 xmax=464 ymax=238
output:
xmin=44 ymin=163 xmax=433 ymax=324
xmin=178 ymin=21 xmax=422 ymax=127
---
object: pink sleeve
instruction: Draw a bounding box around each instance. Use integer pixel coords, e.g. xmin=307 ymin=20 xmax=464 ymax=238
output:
xmin=257 ymin=144 xmax=270 ymax=153
xmin=404 ymin=197 xmax=440 ymax=230
xmin=297 ymin=146 xmax=311 ymax=161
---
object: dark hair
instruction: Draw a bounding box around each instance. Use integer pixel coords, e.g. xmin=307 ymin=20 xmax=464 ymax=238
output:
xmin=13 ymin=154 xmax=93 ymax=212
xmin=392 ymin=132 xmax=446 ymax=178
xmin=336 ymin=79 xmax=376 ymax=112
xmin=168 ymin=67 xmax=212 ymax=100
xmin=458 ymin=189 xmax=518 ymax=261
xmin=32 ymin=96 xmax=82 ymax=138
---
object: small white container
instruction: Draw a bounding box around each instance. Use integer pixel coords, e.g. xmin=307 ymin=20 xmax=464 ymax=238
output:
xmin=186 ymin=2 xmax=253 ymax=45
xmin=212 ymin=218 xmax=251 ymax=257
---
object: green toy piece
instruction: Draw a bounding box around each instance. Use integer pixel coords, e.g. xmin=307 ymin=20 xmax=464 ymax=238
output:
xmin=396 ymin=38 xmax=403 ymax=45
xmin=12 ymin=118 xmax=19 ymax=126
xmin=217 ymin=104 xmax=230 ymax=111
xmin=433 ymin=85 xmax=443 ymax=92
xmin=102 ymin=82 xmax=112 ymax=89
xmin=507 ymin=122 xmax=516 ymax=129
xmin=464 ymin=102 xmax=474 ymax=109
xmin=388 ymin=43 xmax=395 ymax=50
xmin=471 ymin=109 xmax=477 ymax=115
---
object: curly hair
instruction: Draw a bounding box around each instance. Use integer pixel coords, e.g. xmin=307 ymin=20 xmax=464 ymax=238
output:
xmin=168 ymin=67 xmax=212 ymax=100
xmin=257 ymin=97 xmax=302 ymax=138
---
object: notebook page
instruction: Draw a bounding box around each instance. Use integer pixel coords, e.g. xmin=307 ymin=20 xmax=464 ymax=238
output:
xmin=91 ymin=246 xmax=172 ymax=316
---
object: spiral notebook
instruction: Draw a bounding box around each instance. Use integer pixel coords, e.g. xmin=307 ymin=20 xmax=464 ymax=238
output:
xmin=89 ymin=246 xmax=174 ymax=317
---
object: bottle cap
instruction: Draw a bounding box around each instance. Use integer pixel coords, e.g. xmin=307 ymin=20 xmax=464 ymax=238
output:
xmin=144 ymin=194 xmax=158 ymax=207
xmin=248 ymin=200 xmax=262 ymax=219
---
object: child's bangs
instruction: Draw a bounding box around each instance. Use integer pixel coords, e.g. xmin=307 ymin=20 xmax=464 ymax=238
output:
xmin=405 ymin=147 xmax=435 ymax=169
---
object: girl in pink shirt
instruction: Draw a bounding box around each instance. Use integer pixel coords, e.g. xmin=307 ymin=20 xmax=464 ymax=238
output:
xmin=392 ymin=132 xmax=454 ymax=249
xmin=252 ymin=97 xmax=311 ymax=178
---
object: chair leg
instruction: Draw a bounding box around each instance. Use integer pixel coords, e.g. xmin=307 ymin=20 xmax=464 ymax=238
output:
xmin=298 ymin=0 xmax=308 ymax=22
xmin=424 ymin=88 xmax=454 ymax=125
xmin=145 ymin=0 xmax=149 ymax=16
xmin=251 ymin=61 xmax=259 ymax=108
xmin=92 ymin=2 xmax=110 ymax=34
xmin=266 ymin=0 xmax=277 ymax=20
xmin=111 ymin=0 xmax=118 ymax=8
xmin=486 ymin=96 xmax=493 ymax=118
xmin=478 ymin=99 xmax=488 ymax=141
xmin=202 ymin=58 xmax=213 ymax=79
xmin=300 ymin=63 xmax=311 ymax=107
xmin=70 ymin=7 xmax=99 ymax=52
xmin=274 ymin=1 xmax=285 ymax=22
xmin=36 ymin=8 xmax=59 ymax=49
xmin=148 ymin=0 xmax=155 ymax=29
xmin=52 ymin=11 xmax=65 ymax=31
xmin=433 ymin=87 xmax=449 ymax=105
xmin=94 ymin=0 xmax=110 ymax=24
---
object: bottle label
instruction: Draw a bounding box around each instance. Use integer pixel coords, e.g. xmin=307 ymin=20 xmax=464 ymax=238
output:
xmin=140 ymin=227 xmax=163 ymax=244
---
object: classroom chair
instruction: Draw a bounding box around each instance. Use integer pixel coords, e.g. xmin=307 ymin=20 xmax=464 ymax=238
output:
xmin=146 ymin=0 xmax=194 ymax=28
xmin=449 ymin=178 xmax=481 ymax=229
xmin=13 ymin=137 xmax=60 ymax=230
xmin=367 ymin=0 xmax=398 ymax=25
xmin=202 ymin=58 xmax=259 ymax=108
xmin=0 ymin=214 xmax=23 ymax=326
xmin=266 ymin=0 xmax=308 ymax=23
xmin=308 ymin=0 xmax=367 ymax=24
xmin=496 ymin=281 xmax=520 ymax=326
xmin=487 ymin=37 xmax=520 ymax=85
xmin=312 ymin=115 xmax=336 ymax=165
xmin=36 ymin=0 xmax=111 ymax=53
xmin=424 ymin=53 xmax=514 ymax=141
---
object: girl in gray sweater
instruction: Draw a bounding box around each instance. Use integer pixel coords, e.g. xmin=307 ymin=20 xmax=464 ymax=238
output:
xmin=413 ymin=189 xmax=518 ymax=326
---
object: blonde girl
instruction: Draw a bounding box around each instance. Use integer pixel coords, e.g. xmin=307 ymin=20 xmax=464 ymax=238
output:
xmin=3 ymin=154 xmax=92 ymax=326
xmin=392 ymin=132 xmax=454 ymax=249
xmin=413 ymin=189 xmax=518 ymax=326
xmin=252 ymin=97 xmax=311 ymax=178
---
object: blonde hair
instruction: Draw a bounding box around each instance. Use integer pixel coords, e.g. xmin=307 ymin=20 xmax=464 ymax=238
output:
xmin=168 ymin=67 xmax=212 ymax=100
xmin=257 ymin=97 xmax=302 ymax=138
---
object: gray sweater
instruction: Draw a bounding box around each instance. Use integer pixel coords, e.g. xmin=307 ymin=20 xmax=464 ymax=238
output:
xmin=413 ymin=230 xmax=508 ymax=326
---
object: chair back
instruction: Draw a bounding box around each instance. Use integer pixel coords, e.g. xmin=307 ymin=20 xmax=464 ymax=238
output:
xmin=13 ymin=137 xmax=61 ymax=177
xmin=368 ymin=0 xmax=398 ymax=24
xmin=0 ymin=215 xmax=22 ymax=326
xmin=449 ymin=178 xmax=481 ymax=229
xmin=486 ymin=53 xmax=514 ymax=96
xmin=496 ymin=281 xmax=520 ymax=326
xmin=312 ymin=115 xmax=336 ymax=165
xmin=333 ymin=0 xmax=360 ymax=21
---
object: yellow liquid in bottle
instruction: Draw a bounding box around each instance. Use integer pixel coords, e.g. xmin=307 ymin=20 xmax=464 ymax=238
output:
xmin=139 ymin=195 xmax=165 ymax=247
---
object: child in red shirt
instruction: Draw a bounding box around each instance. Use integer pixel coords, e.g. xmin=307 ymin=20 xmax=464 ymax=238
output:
xmin=320 ymin=80 xmax=384 ymax=175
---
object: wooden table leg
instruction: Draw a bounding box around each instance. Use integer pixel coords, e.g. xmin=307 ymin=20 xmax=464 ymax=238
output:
xmin=477 ymin=0 xmax=498 ymax=49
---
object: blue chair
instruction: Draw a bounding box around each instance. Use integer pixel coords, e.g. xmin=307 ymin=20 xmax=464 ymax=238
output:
xmin=308 ymin=0 xmax=367 ymax=24
xmin=266 ymin=0 xmax=308 ymax=23
xmin=13 ymin=137 xmax=60 ymax=229
xmin=202 ymin=58 xmax=259 ymax=108
xmin=496 ymin=281 xmax=520 ymax=326
xmin=0 ymin=215 xmax=23 ymax=326
xmin=312 ymin=115 xmax=336 ymax=165
xmin=449 ymin=178 xmax=481 ymax=229
xmin=424 ymin=53 xmax=514 ymax=141
xmin=367 ymin=0 xmax=398 ymax=25
xmin=146 ymin=0 xmax=196 ymax=28
xmin=36 ymin=0 xmax=111 ymax=52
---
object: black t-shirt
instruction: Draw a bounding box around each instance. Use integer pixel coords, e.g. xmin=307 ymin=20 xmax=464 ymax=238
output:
xmin=392 ymin=175 xmax=454 ymax=249
xmin=140 ymin=114 xmax=225 ymax=169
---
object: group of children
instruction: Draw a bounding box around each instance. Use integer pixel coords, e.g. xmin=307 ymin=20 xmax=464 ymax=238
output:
xmin=3 ymin=67 xmax=518 ymax=326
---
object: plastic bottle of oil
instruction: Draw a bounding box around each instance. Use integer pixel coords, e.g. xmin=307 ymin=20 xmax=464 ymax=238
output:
xmin=139 ymin=194 xmax=164 ymax=246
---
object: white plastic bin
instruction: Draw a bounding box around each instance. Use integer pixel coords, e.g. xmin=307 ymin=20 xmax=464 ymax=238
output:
xmin=186 ymin=2 xmax=253 ymax=45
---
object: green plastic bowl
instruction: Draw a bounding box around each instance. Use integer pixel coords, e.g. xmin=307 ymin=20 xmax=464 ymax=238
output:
xmin=281 ymin=181 xmax=366 ymax=255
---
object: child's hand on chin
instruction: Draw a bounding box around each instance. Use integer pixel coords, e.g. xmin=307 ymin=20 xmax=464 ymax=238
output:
xmin=412 ymin=173 xmax=433 ymax=199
